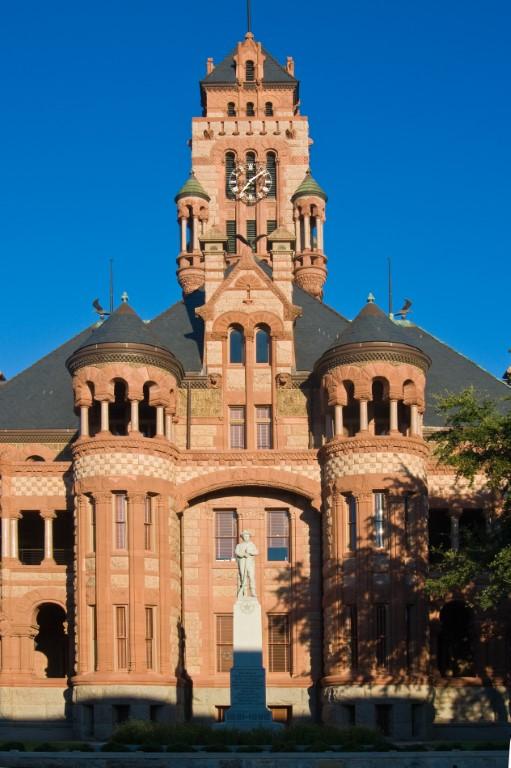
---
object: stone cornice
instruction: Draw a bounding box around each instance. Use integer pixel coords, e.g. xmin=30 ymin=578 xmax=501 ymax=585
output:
xmin=72 ymin=435 xmax=179 ymax=462
xmin=319 ymin=435 xmax=429 ymax=461
xmin=66 ymin=342 xmax=184 ymax=382
xmin=0 ymin=430 xmax=76 ymax=444
xmin=315 ymin=342 xmax=431 ymax=376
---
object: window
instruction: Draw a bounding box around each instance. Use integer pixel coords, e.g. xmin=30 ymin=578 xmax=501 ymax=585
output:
xmin=227 ymin=101 xmax=236 ymax=117
xmin=225 ymin=152 xmax=236 ymax=199
xmin=345 ymin=605 xmax=358 ymax=669
xmin=113 ymin=704 xmax=130 ymax=725
xmin=405 ymin=604 xmax=415 ymax=670
xmin=346 ymin=495 xmax=357 ymax=551
xmin=268 ymin=615 xmax=290 ymax=672
xmin=215 ymin=510 xmax=237 ymax=560
xmin=267 ymin=509 xmax=289 ymax=561
xmin=375 ymin=704 xmax=391 ymax=736
xmin=245 ymin=60 xmax=255 ymax=81
xmin=216 ymin=614 xmax=233 ymax=672
xmin=229 ymin=406 xmax=246 ymax=449
xmin=342 ymin=704 xmax=356 ymax=727
xmin=255 ymin=328 xmax=270 ymax=364
xmin=266 ymin=152 xmax=277 ymax=198
xmin=428 ymin=508 xmax=451 ymax=562
xmin=115 ymin=606 xmax=128 ymax=669
xmin=266 ymin=219 xmax=277 ymax=236
xmin=270 ymin=706 xmax=292 ymax=725
xmin=256 ymin=405 xmax=272 ymax=449
xmin=246 ymin=219 xmax=256 ymax=250
xmin=145 ymin=606 xmax=155 ymax=670
xmin=246 ymin=102 xmax=255 ymax=117
xmin=375 ymin=604 xmax=388 ymax=668
xmin=144 ymin=495 xmax=153 ymax=551
xmin=374 ymin=492 xmax=387 ymax=548
xmin=226 ymin=219 xmax=237 ymax=253
xmin=229 ymin=326 xmax=244 ymax=364
xmin=114 ymin=494 xmax=127 ymax=550
xmin=265 ymin=101 xmax=274 ymax=116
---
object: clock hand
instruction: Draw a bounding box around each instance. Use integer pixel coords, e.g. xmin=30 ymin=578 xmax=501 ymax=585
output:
xmin=240 ymin=168 xmax=266 ymax=194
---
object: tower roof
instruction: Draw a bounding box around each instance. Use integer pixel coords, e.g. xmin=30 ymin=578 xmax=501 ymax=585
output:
xmin=328 ymin=297 xmax=425 ymax=351
xmin=74 ymin=301 xmax=173 ymax=354
xmin=291 ymin=169 xmax=328 ymax=202
xmin=175 ymin=171 xmax=210 ymax=203
xmin=201 ymin=44 xmax=296 ymax=85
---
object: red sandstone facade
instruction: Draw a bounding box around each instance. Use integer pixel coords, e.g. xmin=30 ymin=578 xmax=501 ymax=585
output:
xmin=0 ymin=31 xmax=509 ymax=741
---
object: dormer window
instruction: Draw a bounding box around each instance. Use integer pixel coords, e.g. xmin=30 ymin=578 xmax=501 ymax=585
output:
xmin=246 ymin=102 xmax=255 ymax=117
xmin=227 ymin=101 xmax=236 ymax=117
xmin=245 ymin=60 xmax=255 ymax=81
xmin=264 ymin=101 xmax=273 ymax=116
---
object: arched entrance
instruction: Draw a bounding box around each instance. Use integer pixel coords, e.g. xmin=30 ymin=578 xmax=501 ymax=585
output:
xmin=34 ymin=603 xmax=68 ymax=678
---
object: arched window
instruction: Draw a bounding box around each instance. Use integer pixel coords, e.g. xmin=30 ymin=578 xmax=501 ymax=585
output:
xmin=34 ymin=604 xmax=68 ymax=678
xmin=26 ymin=455 xmax=45 ymax=462
xmin=266 ymin=152 xmax=276 ymax=199
xmin=227 ymin=101 xmax=236 ymax=117
xmin=229 ymin=326 xmax=244 ymax=364
xmin=343 ymin=381 xmax=359 ymax=436
xmin=110 ymin=380 xmax=129 ymax=436
xmin=225 ymin=151 xmax=236 ymax=200
xmin=245 ymin=60 xmax=255 ymax=81
xmin=255 ymin=327 xmax=270 ymax=363
xmin=370 ymin=378 xmax=390 ymax=436
xmin=246 ymin=102 xmax=255 ymax=117
xmin=265 ymin=101 xmax=274 ymax=116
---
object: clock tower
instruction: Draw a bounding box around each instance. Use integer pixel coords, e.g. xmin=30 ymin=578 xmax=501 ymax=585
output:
xmin=175 ymin=31 xmax=328 ymax=299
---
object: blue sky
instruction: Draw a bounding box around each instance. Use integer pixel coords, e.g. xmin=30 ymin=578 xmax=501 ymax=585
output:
xmin=1 ymin=0 xmax=510 ymax=381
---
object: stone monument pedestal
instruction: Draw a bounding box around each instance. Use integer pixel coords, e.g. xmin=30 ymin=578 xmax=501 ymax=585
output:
xmin=218 ymin=596 xmax=281 ymax=730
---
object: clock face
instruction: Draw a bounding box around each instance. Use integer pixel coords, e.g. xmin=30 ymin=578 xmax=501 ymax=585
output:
xmin=229 ymin=161 xmax=273 ymax=204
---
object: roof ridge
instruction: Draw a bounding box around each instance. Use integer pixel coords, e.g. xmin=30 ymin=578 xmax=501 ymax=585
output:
xmin=411 ymin=324 xmax=511 ymax=390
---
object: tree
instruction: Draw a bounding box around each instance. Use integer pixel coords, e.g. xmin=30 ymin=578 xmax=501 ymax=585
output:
xmin=425 ymin=387 xmax=511 ymax=609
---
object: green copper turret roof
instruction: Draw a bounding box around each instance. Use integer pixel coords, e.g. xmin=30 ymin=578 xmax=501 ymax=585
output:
xmin=175 ymin=171 xmax=210 ymax=203
xmin=291 ymin=169 xmax=328 ymax=203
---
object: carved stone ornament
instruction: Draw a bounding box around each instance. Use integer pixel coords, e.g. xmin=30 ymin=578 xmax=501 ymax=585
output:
xmin=208 ymin=372 xmax=222 ymax=389
xmin=276 ymin=372 xmax=292 ymax=388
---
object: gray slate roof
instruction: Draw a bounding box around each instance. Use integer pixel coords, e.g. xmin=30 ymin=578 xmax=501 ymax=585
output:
xmin=202 ymin=46 xmax=296 ymax=85
xmin=0 ymin=291 xmax=508 ymax=431
xmin=329 ymin=300 xmax=423 ymax=351
xmin=76 ymin=302 xmax=174 ymax=354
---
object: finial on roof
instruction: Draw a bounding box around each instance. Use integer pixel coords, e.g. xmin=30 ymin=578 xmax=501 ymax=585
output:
xmin=246 ymin=0 xmax=252 ymax=34
xmin=367 ymin=292 xmax=375 ymax=304
xmin=121 ymin=291 xmax=129 ymax=304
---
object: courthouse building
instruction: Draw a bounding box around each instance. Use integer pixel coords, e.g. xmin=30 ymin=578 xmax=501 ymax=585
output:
xmin=0 ymin=30 xmax=509 ymax=741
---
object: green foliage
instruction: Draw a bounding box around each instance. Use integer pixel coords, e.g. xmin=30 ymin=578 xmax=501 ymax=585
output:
xmin=110 ymin=720 xmax=387 ymax=750
xmin=426 ymin=388 xmax=511 ymax=608
xmin=100 ymin=741 xmax=131 ymax=751
xmin=0 ymin=741 xmax=26 ymax=751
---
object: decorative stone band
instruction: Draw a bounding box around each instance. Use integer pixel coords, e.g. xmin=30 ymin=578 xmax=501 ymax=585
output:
xmin=66 ymin=342 xmax=184 ymax=382
xmin=176 ymin=450 xmax=320 ymax=485
xmin=321 ymin=436 xmax=428 ymax=484
xmin=315 ymin=341 xmax=431 ymax=377
xmin=72 ymin=437 xmax=178 ymax=482
xmin=11 ymin=475 xmax=69 ymax=497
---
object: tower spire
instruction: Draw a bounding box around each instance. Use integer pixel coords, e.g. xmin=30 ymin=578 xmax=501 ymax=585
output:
xmin=246 ymin=0 xmax=252 ymax=33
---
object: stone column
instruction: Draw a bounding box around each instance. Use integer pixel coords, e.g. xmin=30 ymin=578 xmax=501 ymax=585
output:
xmin=317 ymin=217 xmax=324 ymax=251
xmin=129 ymin=399 xmax=140 ymax=433
xmin=180 ymin=216 xmax=187 ymax=252
xmin=42 ymin=510 xmax=56 ymax=562
xmin=334 ymin=404 xmax=343 ymax=437
xmin=450 ymin=510 xmax=461 ymax=551
xmin=80 ymin=406 xmax=89 ymax=437
xmin=294 ymin=216 xmax=302 ymax=252
xmin=93 ymin=492 xmax=114 ymax=672
xmin=11 ymin=515 xmax=19 ymax=561
xmin=303 ymin=213 xmax=311 ymax=249
xmin=156 ymin=406 xmax=165 ymax=437
xmin=359 ymin=399 xmax=368 ymax=432
xmin=100 ymin=400 xmax=110 ymax=433
xmin=410 ymin=404 xmax=419 ymax=435
xmin=192 ymin=215 xmax=199 ymax=251
xmin=390 ymin=399 xmax=398 ymax=432
xmin=1 ymin=516 xmax=10 ymax=558
xmin=165 ymin=411 xmax=173 ymax=441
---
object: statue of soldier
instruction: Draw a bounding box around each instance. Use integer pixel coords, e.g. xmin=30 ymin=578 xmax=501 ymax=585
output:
xmin=235 ymin=530 xmax=258 ymax=598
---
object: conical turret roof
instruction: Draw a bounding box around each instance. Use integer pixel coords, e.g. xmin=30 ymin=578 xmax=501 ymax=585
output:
xmin=329 ymin=296 xmax=423 ymax=351
xmin=291 ymin=169 xmax=328 ymax=203
xmin=175 ymin=171 xmax=210 ymax=203
xmin=75 ymin=301 xmax=173 ymax=354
